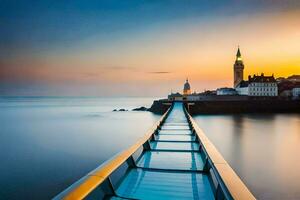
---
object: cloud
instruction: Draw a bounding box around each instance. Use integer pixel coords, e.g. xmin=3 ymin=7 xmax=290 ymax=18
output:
xmin=105 ymin=66 xmax=136 ymax=70
xmin=148 ymin=71 xmax=171 ymax=74
xmin=82 ymin=72 xmax=101 ymax=77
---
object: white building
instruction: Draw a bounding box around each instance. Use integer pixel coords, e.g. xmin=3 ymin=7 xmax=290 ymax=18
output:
xmin=235 ymin=81 xmax=250 ymax=95
xmin=236 ymin=74 xmax=278 ymax=96
xmin=292 ymin=88 xmax=300 ymax=98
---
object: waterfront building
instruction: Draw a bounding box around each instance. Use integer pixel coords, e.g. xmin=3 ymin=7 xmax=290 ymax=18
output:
xmin=248 ymin=74 xmax=278 ymax=96
xmin=216 ymin=87 xmax=238 ymax=95
xmin=280 ymin=90 xmax=292 ymax=98
xmin=233 ymin=47 xmax=244 ymax=88
xmin=168 ymin=92 xmax=183 ymax=101
xmin=236 ymin=74 xmax=278 ymax=96
xmin=292 ymin=88 xmax=300 ymax=98
xmin=235 ymin=81 xmax=249 ymax=95
xmin=276 ymin=75 xmax=300 ymax=84
xmin=278 ymin=78 xmax=300 ymax=95
xmin=287 ymin=75 xmax=300 ymax=82
xmin=232 ymin=48 xmax=278 ymax=97
xmin=276 ymin=77 xmax=286 ymax=83
xmin=187 ymin=93 xmax=201 ymax=101
xmin=183 ymin=79 xmax=191 ymax=95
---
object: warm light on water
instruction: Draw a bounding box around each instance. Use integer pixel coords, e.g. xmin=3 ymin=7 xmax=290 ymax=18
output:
xmin=194 ymin=114 xmax=300 ymax=199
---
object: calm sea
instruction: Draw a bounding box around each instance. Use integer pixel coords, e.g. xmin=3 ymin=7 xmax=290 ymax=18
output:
xmin=194 ymin=114 xmax=300 ymax=200
xmin=0 ymin=97 xmax=300 ymax=199
xmin=0 ymin=97 xmax=160 ymax=199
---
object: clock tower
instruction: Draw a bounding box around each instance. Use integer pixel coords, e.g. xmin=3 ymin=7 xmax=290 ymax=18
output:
xmin=234 ymin=47 xmax=244 ymax=88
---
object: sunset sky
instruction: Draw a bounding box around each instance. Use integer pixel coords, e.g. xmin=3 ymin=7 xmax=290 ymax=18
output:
xmin=1 ymin=0 xmax=300 ymax=96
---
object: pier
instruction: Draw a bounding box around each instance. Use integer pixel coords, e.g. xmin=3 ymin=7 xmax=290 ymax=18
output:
xmin=54 ymin=102 xmax=255 ymax=199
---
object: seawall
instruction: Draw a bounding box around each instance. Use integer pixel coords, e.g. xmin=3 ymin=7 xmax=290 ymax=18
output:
xmin=149 ymin=99 xmax=300 ymax=115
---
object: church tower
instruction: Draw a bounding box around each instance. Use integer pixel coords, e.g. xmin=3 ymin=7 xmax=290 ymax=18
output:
xmin=233 ymin=47 xmax=244 ymax=88
xmin=183 ymin=79 xmax=191 ymax=95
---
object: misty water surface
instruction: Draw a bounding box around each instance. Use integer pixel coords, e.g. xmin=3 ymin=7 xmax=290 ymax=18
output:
xmin=0 ymin=97 xmax=160 ymax=199
xmin=1 ymin=97 xmax=300 ymax=199
xmin=194 ymin=114 xmax=300 ymax=200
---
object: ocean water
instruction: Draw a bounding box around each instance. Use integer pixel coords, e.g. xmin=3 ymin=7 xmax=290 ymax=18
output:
xmin=0 ymin=97 xmax=160 ymax=199
xmin=1 ymin=97 xmax=300 ymax=200
xmin=194 ymin=114 xmax=300 ymax=200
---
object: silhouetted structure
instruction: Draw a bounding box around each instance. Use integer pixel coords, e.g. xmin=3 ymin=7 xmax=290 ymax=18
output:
xmin=234 ymin=47 xmax=244 ymax=88
xmin=183 ymin=79 xmax=191 ymax=95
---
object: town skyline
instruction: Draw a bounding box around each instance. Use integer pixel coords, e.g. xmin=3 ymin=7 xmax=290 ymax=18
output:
xmin=1 ymin=1 xmax=300 ymax=96
xmin=2 ymin=45 xmax=298 ymax=97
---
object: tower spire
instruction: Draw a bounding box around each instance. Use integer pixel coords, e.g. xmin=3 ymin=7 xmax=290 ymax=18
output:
xmin=236 ymin=46 xmax=242 ymax=62
xmin=233 ymin=46 xmax=245 ymax=88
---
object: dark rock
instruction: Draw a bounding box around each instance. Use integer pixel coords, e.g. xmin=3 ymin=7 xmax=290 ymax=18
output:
xmin=132 ymin=106 xmax=148 ymax=111
xmin=148 ymin=100 xmax=171 ymax=114
xmin=113 ymin=108 xmax=128 ymax=112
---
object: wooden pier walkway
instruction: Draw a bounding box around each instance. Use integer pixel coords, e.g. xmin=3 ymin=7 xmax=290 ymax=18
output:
xmin=54 ymin=102 xmax=255 ymax=200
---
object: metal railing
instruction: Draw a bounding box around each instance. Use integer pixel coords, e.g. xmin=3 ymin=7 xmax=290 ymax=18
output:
xmin=183 ymin=104 xmax=256 ymax=200
xmin=54 ymin=102 xmax=255 ymax=200
xmin=53 ymin=105 xmax=173 ymax=200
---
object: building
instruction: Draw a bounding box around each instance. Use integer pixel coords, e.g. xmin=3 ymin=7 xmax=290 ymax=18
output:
xmin=277 ymin=78 xmax=300 ymax=96
xmin=187 ymin=93 xmax=201 ymax=101
xmin=287 ymin=75 xmax=300 ymax=82
xmin=276 ymin=77 xmax=286 ymax=83
xmin=232 ymin=48 xmax=278 ymax=97
xmin=216 ymin=87 xmax=237 ymax=95
xmin=292 ymin=88 xmax=300 ymax=98
xmin=276 ymin=75 xmax=300 ymax=84
xmin=248 ymin=74 xmax=278 ymax=96
xmin=236 ymin=74 xmax=278 ymax=96
xmin=167 ymin=80 xmax=196 ymax=101
xmin=235 ymin=81 xmax=249 ymax=95
xmin=168 ymin=92 xmax=183 ymax=101
xmin=183 ymin=79 xmax=191 ymax=95
xmin=280 ymin=90 xmax=292 ymax=98
xmin=233 ymin=47 xmax=244 ymax=88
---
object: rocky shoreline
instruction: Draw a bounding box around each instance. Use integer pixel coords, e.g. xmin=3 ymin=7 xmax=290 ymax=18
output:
xmin=113 ymin=106 xmax=149 ymax=112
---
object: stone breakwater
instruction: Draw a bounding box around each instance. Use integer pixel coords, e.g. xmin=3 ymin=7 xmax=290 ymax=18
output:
xmin=148 ymin=99 xmax=300 ymax=115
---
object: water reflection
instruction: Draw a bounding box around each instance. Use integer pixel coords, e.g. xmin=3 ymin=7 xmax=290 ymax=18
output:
xmin=0 ymin=97 xmax=160 ymax=199
xmin=194 ymin=113 xmax=300 ymax=200
xmin=231 ymin=115 xmax=245 ymax=172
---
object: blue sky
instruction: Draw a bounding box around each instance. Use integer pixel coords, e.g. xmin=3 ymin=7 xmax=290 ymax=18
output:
xmin=2 ymin=0 xmax=298 ymax=55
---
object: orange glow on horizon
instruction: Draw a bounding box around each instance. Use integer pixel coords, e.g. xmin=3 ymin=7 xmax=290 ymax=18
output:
xmin=1 ymin=10 xmax=300 ymax=95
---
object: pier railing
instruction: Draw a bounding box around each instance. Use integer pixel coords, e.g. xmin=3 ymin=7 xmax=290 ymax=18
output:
xmin=183 ymin=105 xmax=255 ymax=200
xmin=53 ymin=105 xmax=173 ymax=200
xmin=54 ymin=102 xmax=255 ymax=200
